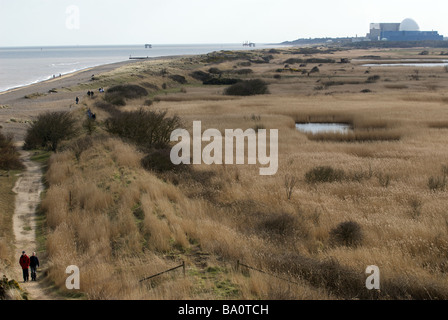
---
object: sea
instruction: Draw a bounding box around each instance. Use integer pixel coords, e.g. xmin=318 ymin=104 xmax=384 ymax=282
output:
xmin=0 ymin=43 xmax=281 ymax=93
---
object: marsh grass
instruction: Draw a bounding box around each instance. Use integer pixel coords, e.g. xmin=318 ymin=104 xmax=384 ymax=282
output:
xmin=35 ymin=48 xmax=448 ymax=300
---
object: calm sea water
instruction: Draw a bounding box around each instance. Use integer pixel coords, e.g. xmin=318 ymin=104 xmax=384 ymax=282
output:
xmin=0 ymin=44 xmax=279 ymax=93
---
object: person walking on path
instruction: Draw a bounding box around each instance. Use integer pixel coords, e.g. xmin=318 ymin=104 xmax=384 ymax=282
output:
xmin=75 ymin=97 xmax=79 ymax=104
xmin=30 ymin=252 xmax=40 ymax=281
xmin=19 ymin=251 xmax=30 ymax=282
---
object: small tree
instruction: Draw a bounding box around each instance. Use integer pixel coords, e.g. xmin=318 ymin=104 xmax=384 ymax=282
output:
xmin=24 ymin=111 xmax=77 ymax=151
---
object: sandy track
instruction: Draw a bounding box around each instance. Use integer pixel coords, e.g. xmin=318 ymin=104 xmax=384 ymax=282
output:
xmin=12 ymin=147 xmax=53 ymax=300
xmin=2 ymin=59 xmax=144 ymax=300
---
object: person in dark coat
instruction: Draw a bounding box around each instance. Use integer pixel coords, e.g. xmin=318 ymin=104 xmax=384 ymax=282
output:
xmin=30 ymin=252 xmax=40 ymax=281
xmin=19 ymin=251 xmax=30 ymax=282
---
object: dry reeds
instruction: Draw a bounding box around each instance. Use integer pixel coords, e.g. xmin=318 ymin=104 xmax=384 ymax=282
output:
xmin=34 ymin=48 xmax=448 ymax=300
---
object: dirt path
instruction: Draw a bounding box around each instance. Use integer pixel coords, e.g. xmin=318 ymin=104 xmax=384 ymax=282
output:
xmin=12 ymin=147 xmax=57 ymax=300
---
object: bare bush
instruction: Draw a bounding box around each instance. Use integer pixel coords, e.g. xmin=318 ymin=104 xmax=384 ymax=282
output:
xmin=24 ymin=111 xmax=77 ymax=151
xmin=105 ymin=108 xmax=181 ymax=150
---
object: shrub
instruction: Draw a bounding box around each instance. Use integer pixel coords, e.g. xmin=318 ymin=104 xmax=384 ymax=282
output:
xmin=367 ymin=75 xmax=380 ymax=83
xmin=257 ymin=212 xmax=299 ymax=238
xmin=141 ymin=148 xmax=177 ymax=173
xmin=233 ymin=68 xmax=253 ymax=75
xmin=0 ymin=131 xmax=24 ymax=170
xmin=104 ymin=84 xmax=148 ymax=106
xmin=224 ymin=79 xmax=269 ymax=96
xmin=208 ymin=67 xmax=222 ymax=74
xmin=24 ymin=111 xmax=77 ymax=151
xmin=203 ymin=78 xmax=239 ymax=85
xmin=238 ymin=61 xmax=252 ymax=67
xmin=305 ymin=166 xmax=345 ymax=184
xmin=329 ymin=221 xmax=363 ymax=247
xmin=284 ymin=58 xmax=304 ymax=64
xmin=169 ymin=74 xmax=187 ymax=84
xmin=190 ymin=71 xmax=212 ymax=82
xmin=305 ymin=58 xmax=335 ymax=64
xmin=105 ymin=108 xmax=181 ymax=150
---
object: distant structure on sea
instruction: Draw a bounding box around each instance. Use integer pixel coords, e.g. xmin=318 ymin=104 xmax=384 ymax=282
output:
xmin=145 ymin=44 xmax=152 ymax=48
xmin=366 ymin=18 xmax=443 ymax=41
xmin=243 ymin=41 xmax=255 ymax=47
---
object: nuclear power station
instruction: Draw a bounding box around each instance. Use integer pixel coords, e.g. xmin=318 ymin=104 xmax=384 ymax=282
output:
xmin=366 ymin=18 xmax=443 ymax=41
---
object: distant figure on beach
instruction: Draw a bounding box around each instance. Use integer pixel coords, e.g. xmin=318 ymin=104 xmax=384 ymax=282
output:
xmin=75 ymin=97 xmax=79 ymax=104
xmin=19 ymin=251 xmax=30 ymax=282
xmin=30 ymin=252 xmax=39 ymax=281
xmin=87 ymin=108 xmax=96 ymax=120
xmin=87 ymin=91 xmax=91 ymax=97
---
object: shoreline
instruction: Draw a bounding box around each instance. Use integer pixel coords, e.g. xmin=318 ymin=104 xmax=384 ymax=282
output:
xmin=0 ymin=59 xmax=136 ymax=97
xmin=0 ymin=54 xmax=189 ymax=141
xmin=0 ymin=54 xmax=190 ymax=103
xmin=0 ymin=50 xmax=232 ymax=142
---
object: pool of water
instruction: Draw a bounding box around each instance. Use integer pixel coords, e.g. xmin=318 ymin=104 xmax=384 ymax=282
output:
xmin=296 ymin=123 xmax=352 ymax=134
xmin=360 ymin=59 xmax=448 ymax=68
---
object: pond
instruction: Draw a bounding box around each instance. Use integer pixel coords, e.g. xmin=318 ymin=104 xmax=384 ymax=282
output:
xmin=360 ymin=59 xmax=448 ymax=68
xmin=296 ymin=123 xmax=353 ymax=134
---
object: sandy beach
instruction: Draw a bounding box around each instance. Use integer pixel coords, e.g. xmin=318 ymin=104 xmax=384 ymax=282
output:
xmin=0 ymin=59 xmax=139 ymax=141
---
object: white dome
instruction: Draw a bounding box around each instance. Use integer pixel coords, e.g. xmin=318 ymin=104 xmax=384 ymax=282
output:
xmin=399 ymin=18 xmax=420 ymax=31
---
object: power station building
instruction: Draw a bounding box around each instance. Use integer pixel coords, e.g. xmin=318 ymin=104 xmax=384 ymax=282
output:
xmin=367 ymin=18 xmax=443 ymax=41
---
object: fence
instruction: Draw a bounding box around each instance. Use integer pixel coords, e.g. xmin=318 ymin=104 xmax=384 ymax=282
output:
xmin=139 ymin=261 xmax=185 ymax=283
xmin=138 ymin=259 xmax=300 ymax=288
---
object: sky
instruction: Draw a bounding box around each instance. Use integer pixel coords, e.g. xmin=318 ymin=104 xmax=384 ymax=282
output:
xmin=0 ymin=0 xmax=447 ymax=47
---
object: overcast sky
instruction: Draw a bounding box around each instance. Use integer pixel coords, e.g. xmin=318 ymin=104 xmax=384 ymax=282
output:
xmin=0 ymin=0 xmax=447 ymax=47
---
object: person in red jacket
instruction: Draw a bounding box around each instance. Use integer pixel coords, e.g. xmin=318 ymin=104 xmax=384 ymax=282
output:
xmin=19 ymin=251 xmax=30 ymax=282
